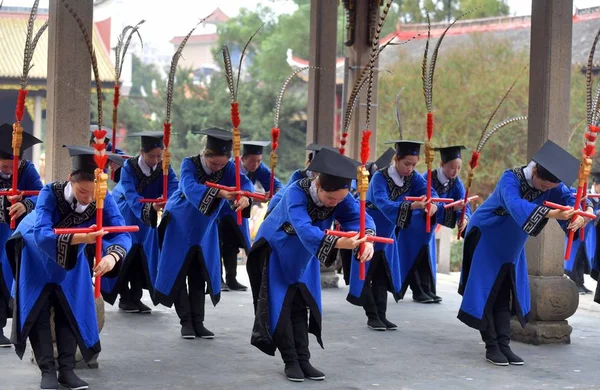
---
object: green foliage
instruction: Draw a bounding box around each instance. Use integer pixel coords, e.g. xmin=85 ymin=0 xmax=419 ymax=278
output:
xmin=450 ymin=237 xmax=463 ymax=272
xmin=398 ymin=0 xmax=510 ymax=23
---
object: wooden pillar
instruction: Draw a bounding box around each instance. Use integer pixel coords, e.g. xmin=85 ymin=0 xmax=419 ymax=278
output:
xmin=32 ymin=95 xmax=43 ymax=167
xmin=511 ymin=0 xmax=578 ymax=345
xmin=306 ymin=0 xmax=338 ymax=149
xmin=45 ymin=0 xmax=93 ymax=182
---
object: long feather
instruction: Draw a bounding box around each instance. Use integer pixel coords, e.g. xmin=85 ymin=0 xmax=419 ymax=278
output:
xmin=422 ymin=12 xmax=431 ymax=112
xmin=60 ymin=0 xmax=103 ymax=131
xmin=274 ymin=66 xmax=317 ymax=129
xmin=222 ymin=45 xmax=235 ymax=104
xmin=586 ymin=26 xmax=600 ymax=125
xmin=20 ymin=0 xmax=39 ymax=88
xmin=23 ymin=21 xmax=48 ymax=86
xmin=395 ymin=89 xmax=404 ymax=140
xmin=365 ymin=0 xmax=393 ymax=129
xmin=426 ymin=8 xmax=477 ymax=110
xmin=341 ymin=33 xmax=420 ymax=136
xmin=477 ymin=116 xmax=527 ymax=152
xmin=234 ymin=24 xmax=264 ymax=101
xmin=591 ymin=80 xmax=600 ymax=126
xmin=480 ymin=65 xmax=527 ymax=138
xmin=166 ymin=16 xmax=212 ymax=123
xmin=116 ymin=21 xmax=145 ymax=81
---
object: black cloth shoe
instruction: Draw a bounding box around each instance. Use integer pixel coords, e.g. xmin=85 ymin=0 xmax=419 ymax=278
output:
xmin=226 ymin=278 xmax=248 ymax=291
xmin=40 ymin=372 xmax=59 ymax=390
xmin=181 ymin=324 xmax=196 ymax=339
xmin=413 ymin=293 xmax=434 ymax=303
xmin=500 ymin=346 xmax=524 ymax=365
xmin=381 ymin=318 xmax=398 ymax=330
xmin=582 ymin=285 xmax=593 ymax=294
xmin=367 ymin=318 xmax=387 ymax=331
xmin=486 ymin=348 xmax=509 ymax=366
xmin=284 ymin=361 xmax=305 ymax=382
xmin=118 ymin=300 xmax=139 ymax=313
xmin=0 ymin=333 xmax=11 ymax=347
xmin=578 ymin=286 xmax=586 ymax=295
xmin=426 ymin=292 xmax=442 ymax=303
xmin=135 ymin=300 xmax=152 ymax=314
xmin=58 ymin=370 xmax=89 ymax=390
xmin=221 ymin=278 xmax=230 ymax=292
xmin=193 ymin=323 xmax=215 ymax=339
xmin=299 ymin=361 xmax=325 ymax=380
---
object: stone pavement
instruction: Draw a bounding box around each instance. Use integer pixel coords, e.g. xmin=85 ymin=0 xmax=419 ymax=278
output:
xmin=1 ymin=270 xmax=599 ymax=390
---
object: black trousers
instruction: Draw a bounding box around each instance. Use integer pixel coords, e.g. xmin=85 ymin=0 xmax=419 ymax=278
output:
xmin=567 ymin=246 xmax=587 ymax=288
xmin=408 ymin=251 xmax=434 ymax=297
xmin=340 ymin=249 xmax=352 ymax=285
xmin=221 ymin=243 xmax=239 ymax=281
xmin=119 ymin=250 xmax=144 ymax=304
xmin=274 ymin=290 xmax=310 ymax=364
xmin=362 ymin=254 xmax=389 ymax=321
xmin=0 ymin=292 xmax=8 ymax=333
xmin=29 ymin=288 xmax=77 ymax=374
xmin=173 ymin=259 xmax=205 ymax=326
xmin=480 ymin=275 xmax=512 ymax=350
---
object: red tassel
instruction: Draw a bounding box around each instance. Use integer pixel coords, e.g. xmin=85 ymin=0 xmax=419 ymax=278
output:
xmin=231 ymin=103 xmax=240 ymax=128
xmin=584 ymin=144 xmax=596 ymax=156
xmin=94 ymin=154 xmax=108 ymax=170
xmin=340 ymin=139 xmax=347 ymax=146
xmin=163 ymin=122 xmax=172 ymax=148
xmin=92 ymin=143 xmax=105 ymax=152
xmin=360 ymin=130 xmax=372 ymax=165
xmin=586 ymin=133 xmax=597 ymax=143
xmin=589 ymin=125 xmax=600 ymax=133
xmin=339 ymin=147 xmax=345 ymax=155
xmin=15 ymin=89 xmax=28 ymax=123
xmin=426 ymin=112 xmax=434 ymax=141
xmin=469 ymin=151 xmax=480 ymax=169
xmin=271 ymin=128 xmax=280 ymax=151
xmin=113 ymin=84 xmax=120 ymax=109
xmin=93 ymin=129 xmax=107 ymax=140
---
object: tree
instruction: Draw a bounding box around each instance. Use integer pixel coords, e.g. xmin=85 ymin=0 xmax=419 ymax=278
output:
xmin=398 ymin=0 xmax=509 ymax=23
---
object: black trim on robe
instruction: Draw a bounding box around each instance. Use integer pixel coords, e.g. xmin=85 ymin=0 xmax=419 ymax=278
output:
xmin=457 ymin=263 xmax=528 ymax=331
xmin=398 ymin=245 xmax=435 ymax=299
xmin=56 ymin=234 xmax=77 ymax=270
xmin=316 ymin=234 xmax=339 ymax=267
xmin=522 ymin=205 xmax=550 ymax=236
xmin=141 ymin=202 xmax=158 ymax=227
xmin=21 ymin=198 xmax=35 ymax=214
xmin=247 ymin=238 xmax=323 ymax=357
xmin=346 ymin=249 xmax=401 ymax=306
xmin=397 ymin=201 xmax=412 ymax=228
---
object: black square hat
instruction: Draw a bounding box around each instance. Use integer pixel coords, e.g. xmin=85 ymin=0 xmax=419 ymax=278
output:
xmin=434 ymin=145 xmax=466 ymax=163
xmin=242 ymin=140 xmax=270 ymax=155
xmin=129 ymin=131 xmax=165 ymax=150
xmin=90 ymin=125 xmax=111 ymax=144
xmin=385 ymin=140 xmax=423 ymax=157
xmin=0 ymin=123 xmax=43 ymax=159
xmin=306 ymin=143 xmax=338 ymax=161
xmin=531 ymin=140 xmax=579 ymax=186
xmin=192 ymin=127 xmax=248 ymax=155
xmin=590 ymin=171 xmax=600 ymax=182
xmin=64 ymin=145 xmax=126 ymax=174
xmin=373 ymin=147 xmax=395 ymax=169
xmin=307 ymin=147 xmax=360 ymax=191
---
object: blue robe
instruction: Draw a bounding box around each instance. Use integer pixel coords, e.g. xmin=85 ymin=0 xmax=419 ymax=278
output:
xmin=219 ymin=161 xmax=282 ymax=252
xmin=247 ymin=177 xmax=375 ymax=356
xmin=421 ymin=170 xmax=473 ymax=289
xmin=5 ymin=181 xmax=131 ymax=361
xmin=458 ymin=167 xmax=576 ymax=330
xmin=394 ymin=171 xmax=440 ymax=298
xmin=101 ymin=156 xmax=179 ymax=305
xmin=0 ymin=160 xmax=43 ymax=315
xmin=346 ymin=168 xmax=413 ymax=304
xmin=154 ymin=156 xmax=254 ymax=307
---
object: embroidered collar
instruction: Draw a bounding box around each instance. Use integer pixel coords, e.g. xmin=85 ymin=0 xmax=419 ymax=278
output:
xmin=128 ymin=156 xmax=163 ymax=194
xmin=432 ymin=168 xmax=456 ymax=194
xmin=191 ymin=155 xmax=224 ymax=184
xmin=509 ymin=166 xmax=543 ymax=201
xmin=52 ymin=181 xmax=97 ymax=228
xmin=387 ymin=165 xmax=405 ymax=187
xmin=298 ymin=178 xmax=334 ymax=221
xmin=381 ymin=167 xmax=413 ymax=201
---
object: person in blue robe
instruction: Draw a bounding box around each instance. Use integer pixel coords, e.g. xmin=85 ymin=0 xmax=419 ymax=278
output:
xmin=219 ymin=140 xmax=282 ymax=292
xmin=266 ymin=143 xmax=338 ymax=215
xmin=247 ymin=148 xmax=375 ymax=382
xmin=340 ymin=148 xmax=394 ymax=285
xmin=458 ymin=140 xmax=591 ymax=366
xmin=347 ymin=141 xmax=439 ymax=331
xmin=102 ymin=131 xmax=179 ymax=313
xmin=0 ymin=123 xmax=43 ymax=348
xmin=588 ymin=174 xmax=600 ymax=303
xmin=565 ymin=174 xmax=600 ymax=294
xmin=154 ymin=128 xmax=253 ymax=340
xmin=5 ymin=145 xmax=132 ymax=390
xmin=408 ymin=145 xmax=474 ymax=305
